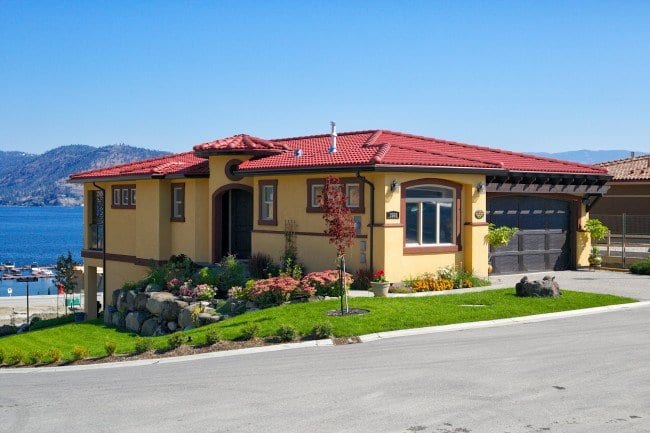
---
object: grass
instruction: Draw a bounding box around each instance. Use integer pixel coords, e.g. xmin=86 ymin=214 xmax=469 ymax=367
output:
xmin=0 ymin=289 xmax=635 ymax=364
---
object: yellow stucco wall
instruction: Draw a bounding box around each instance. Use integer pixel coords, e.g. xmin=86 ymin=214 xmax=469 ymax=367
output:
xmin=577 ymin=203 xmax=591 ymax=267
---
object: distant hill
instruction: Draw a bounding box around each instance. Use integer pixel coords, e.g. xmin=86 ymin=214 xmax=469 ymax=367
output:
xmin=533 ymin=149 xmax=647 ymax=164
xmin=0 ymin=144 xmax=170 ymax=206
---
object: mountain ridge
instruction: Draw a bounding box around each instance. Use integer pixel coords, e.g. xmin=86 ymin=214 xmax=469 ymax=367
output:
xmin=0 ymin=144 xmax=169 ymax=206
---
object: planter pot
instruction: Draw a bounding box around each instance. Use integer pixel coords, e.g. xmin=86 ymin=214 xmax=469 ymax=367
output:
xmin=370 ymin=282 xmax=390 ymax=298
xmin=74 ymin=312 xmax=86 ymax=322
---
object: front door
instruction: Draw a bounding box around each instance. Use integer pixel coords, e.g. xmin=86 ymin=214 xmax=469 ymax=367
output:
xmin=213 ymin=187 xmax=253 ymax=262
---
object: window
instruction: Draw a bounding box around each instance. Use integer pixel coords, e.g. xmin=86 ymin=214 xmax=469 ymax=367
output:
xmin=258 ymin=180 xmax=277 ymax=225
xmin=89 ymin=189 xmax=104 ymax=250
xmin=171 ymin=183 xmax=185 ymax=221
xmin=307 ymin=178 xmax=364 ymax=213
xmin=111 ymin=185 xmax=136 ymax=209
xmin=404 ymin=185 xmax=455 ymax=246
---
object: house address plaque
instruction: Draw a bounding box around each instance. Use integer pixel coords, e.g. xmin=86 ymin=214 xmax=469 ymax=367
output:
xmin=386 ymin=211 xmax=400 ymax=219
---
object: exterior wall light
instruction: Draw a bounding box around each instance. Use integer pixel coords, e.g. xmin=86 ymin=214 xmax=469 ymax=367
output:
xmin=476 ymin=182 xmax=486 ymax=194
xmin=390 ymin=179 xmax=399 ymax=192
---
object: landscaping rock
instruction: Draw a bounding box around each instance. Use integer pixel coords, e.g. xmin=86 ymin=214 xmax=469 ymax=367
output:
xmin=160 ymin=299 xmax=181 ymax=322
xmin=135 ymin=293 xmax=150 ymax=311
xmin=167 ymin=321 xmax=178 ymax=332
xmin=515 ymin=275 xmax=561 ymax=298
xmin=145 ymin=283 xmax=163 ymax=293
xmin=178 ymin=306 xmax=197 ymax=329
xmin=0 ymin=324 xmax=18 ymax=336
xmin=116 ymin=291 xmax=129 ymax=312
xmin=198 ymin=313 xmax=221 ymax=326
xmin=183 ymin=325 xmax=195 ymax=331
xmin=146 ymin=292 xmax=176 ymax=316
xmin=104 ymin=305 xmax=117 ymax=325
xmin=125 ymin=311 xmax=149 ymax=333
xmin=140 ymin=318 xmax=159 ymax=337
xmin=125 ymin=290 xmax=137 ymax=311
xmin=112 ymin=311 xmax=126 ymax=329
xmin=111 ymin=289 xmax=122 ymax=307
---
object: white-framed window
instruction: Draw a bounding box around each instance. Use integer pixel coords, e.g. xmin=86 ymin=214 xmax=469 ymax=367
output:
xmin=311 ymin=184 xmax=324 ymax=208
xmin=121 ymin=189 xmax=130 ymax=206
xmin=111 ymin=185 xmax=136 ymax=209
xmin=405 ymin=185 xmax=454 ymax=246
xmin=130 ymin=188 xmax=136 ymax=206
xmin=113 ymin=188 xmax=120 ymax=206
xmin=171 ymin=184 xmax=185 ymax=221
xmin=261 ymin=184 xmax=274 ymax=220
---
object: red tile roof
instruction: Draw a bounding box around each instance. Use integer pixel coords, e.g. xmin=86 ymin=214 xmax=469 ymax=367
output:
xmin=70 ymin=129 xmax=609 ymax=182
xmin=597 ymin=155 xmax=650 ymax=181
xmin=69 ymin=152 xmax=208 ymax=181
xmin=238 ymin=130 xmax=608 ymax=175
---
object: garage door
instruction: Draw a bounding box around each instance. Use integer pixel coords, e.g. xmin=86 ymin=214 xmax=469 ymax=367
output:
xmin=487 ymin=196 xmax=572 ymax=274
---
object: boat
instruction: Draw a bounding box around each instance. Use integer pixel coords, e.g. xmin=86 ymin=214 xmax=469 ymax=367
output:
xmin=31 ymin=267 xmax=55 ymax=277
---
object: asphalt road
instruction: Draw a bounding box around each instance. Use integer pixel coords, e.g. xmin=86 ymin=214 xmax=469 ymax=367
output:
xmin=2 ymin=306 xmax=650 ymax=433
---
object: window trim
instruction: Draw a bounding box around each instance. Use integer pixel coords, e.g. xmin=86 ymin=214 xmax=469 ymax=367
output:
xmin=258 ymin=179 xmax=278 ymax=226
xmin=170 ymin=183 xmax=186 ymax=222
xmin=306 ymin=177 xmax=365 ymax=213
xmin=111 ymin=184 xmax=136 ymax=209
xmin=400 ymin=179 xmax=462 ymax=254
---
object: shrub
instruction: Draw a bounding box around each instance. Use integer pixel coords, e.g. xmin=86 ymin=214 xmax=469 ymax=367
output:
xmin=409 ymin=273 xmax=454 ymax=292
xmin=216 ymin=255 xmax=247 ymax=297
xmin=276 ymin=324 xmax=299 ymax=342
xmin=197 ymin=266 xmax=221 ymax=286
xmin=350 ymin=268 xmax=373 ymax=291
xmin=249 ymin=253 xmax=276 ymax=279
xmin=122 ymin=281 xmax=140 ymax=291
xmin=71 ymin=345 xmax=90 ymax=360
xmin=204 ymin=328 xmax=221 ymax=345
xmin=4 ymin=350 xmax=23 ymax=365
xmin=228 ymin=281 xmax=253 ymax=301
xmin=279 ymin=256 xmax=304 ymax=280
xmin=486 ymin=223 xmax=519 ymax=248
xmin=179 ymin=280 xmax=196 ymax=298
xmin=134 ymin=336 xmax=154 ymax=354
xmin=630 ymin=258 xmax=650 ymax=275
xmin=248 ymin=276 xmax=314 ymax=307
xmin=104 ymin=338 xmax=117 ymax=356
xmin=196 ymin=284 xmax=216 ymax=301
xmin=301 ymin=270 xmax=352 ymax=297
xmin=0 ymin=348 xmax=4 ymax=364
xmin=240 ymin=322 xmax=260 ymax=340
xmin=46 ymin=348 xmax=63 ymax=363
xmin=22 ymin=351 xmax=42 ymax=365
xmin=585 ymin=218 xmax=609 ymax=242
xmin=311 ymin=322 xmax=334 ymax=339
xmin=167 ymin=333 xmax=186 ymax=349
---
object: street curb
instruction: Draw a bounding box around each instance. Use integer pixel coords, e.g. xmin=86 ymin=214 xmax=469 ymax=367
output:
xmin=2 ymin=301 xmax=648 ymax=374
xmin=358 ymin=300 xmax=650 ymax=342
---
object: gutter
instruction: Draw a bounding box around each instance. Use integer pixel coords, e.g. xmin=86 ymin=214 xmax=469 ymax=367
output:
xmin=236 ymin=165 xmax=508 ymax=177
xmin=92 ymin=182 xmax=107 ymax=315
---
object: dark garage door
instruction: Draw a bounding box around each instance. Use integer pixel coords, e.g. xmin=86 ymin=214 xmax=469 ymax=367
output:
xmin=487 ymin=196 xmax=572 ymax=274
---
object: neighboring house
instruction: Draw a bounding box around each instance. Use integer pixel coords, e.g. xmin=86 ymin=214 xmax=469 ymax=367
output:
xmin=592 ymin=154 xmax=650 ymax=216
xmin=69 ymin=127 xmax=610 ymax=319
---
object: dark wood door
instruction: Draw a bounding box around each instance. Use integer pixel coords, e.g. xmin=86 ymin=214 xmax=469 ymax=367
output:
xmin=230 ymin=189 xmax=252 ymax=259
xmin=487 ymin=196 xmax=571 ymax=274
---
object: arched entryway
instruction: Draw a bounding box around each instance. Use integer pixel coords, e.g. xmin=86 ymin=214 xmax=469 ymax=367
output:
xmin=212 ymin=184 xmax=253 ymax=262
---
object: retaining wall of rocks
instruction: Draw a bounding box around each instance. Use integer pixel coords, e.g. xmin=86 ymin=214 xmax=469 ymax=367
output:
xmin=105 ymin=289 xmax=222 ymax=336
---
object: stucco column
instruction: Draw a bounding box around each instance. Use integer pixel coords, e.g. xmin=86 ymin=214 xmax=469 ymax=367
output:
xmin=462 ymin=184 xmax=489 ymax=278
xmin=84 ymin=266 xmax=98 ymax=320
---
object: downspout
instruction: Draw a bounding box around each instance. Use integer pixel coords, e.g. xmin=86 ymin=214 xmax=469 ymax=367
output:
xmin=93 ymin=182 xmax=106 ymax=314
xmin=356 ymin=171 xmax=375 ymax=273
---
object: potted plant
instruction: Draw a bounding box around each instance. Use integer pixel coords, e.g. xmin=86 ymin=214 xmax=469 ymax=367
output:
xmin=369 ymin=270 xmax=390 ymax=298
xmin=485 ymin=224 xmax=519 ymax=274
xmin=585 ymin=218 xmax=608 ymax=270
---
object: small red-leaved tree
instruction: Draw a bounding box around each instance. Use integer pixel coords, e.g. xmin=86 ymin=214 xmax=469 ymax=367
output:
xmin=321 ymin=176 xmax=356 ymax=314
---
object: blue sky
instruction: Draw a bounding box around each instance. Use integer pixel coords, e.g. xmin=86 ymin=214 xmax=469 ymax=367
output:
xmin=1 ymin=1 xmax=649 ymax=154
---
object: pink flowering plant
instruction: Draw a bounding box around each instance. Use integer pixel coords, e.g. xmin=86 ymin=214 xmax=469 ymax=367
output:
xmin=195 ymin=284 xmax=216 ymax=301
xmin=247 ymin=276 xmax=315 ymax=307
xmin=167 ymin=278 xmax=182 ymax=293
xmin=372 ymin=270 xmax=387 ymax=283
xmin=179 ymin=280 xmax=196 ymax=298
xmin=301 ymin=270 xmax=353 ymax=297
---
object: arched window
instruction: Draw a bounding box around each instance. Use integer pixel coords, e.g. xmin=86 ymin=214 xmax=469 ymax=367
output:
xmin=404 ymin=185 xmax=455 ymax=245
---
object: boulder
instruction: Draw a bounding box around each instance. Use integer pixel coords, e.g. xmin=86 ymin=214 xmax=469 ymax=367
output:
xmin=198 ymin=313 xmax=221 ymax=326
xmin=135 ymin=293 xmax=150 ymax=311
xmin=125 ymin=311 xmax=149 ymax=333
xmin=167 ymin=321 xmax=178 ymax=332
xmin=112 ymin=311 xmax=126 ymax=329
xmin=104 ymin=305 xmax=117 ymax=325
xmin=125 ymin=290 xmax=137 ymax=311
xmin=160 ymin=300 xmax=181 ymax=322
xmin=116 ymin=291 xmax=129 ymax=313
xmin=111 ymin=289 xmax=122 ymax=307
xmin=140 ymin=318 xmax=159 ymax=337
xmin=178 ymin=306 xmax=196 ymax=329
xmin=145 ymin=283 xmax=163 ymax=293
xmin=146 ymin=292 xmax=176 ymax=316
xmin=0 ymin=324 xmax=18 ymax=337
xmin=515 ymin=275 xmax=561 ymax=298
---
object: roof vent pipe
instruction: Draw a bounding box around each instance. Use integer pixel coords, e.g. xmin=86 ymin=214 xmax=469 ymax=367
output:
xmin=631 ymin=151 xmax=635 ymax=159
xmin=328 ymin=121 xmax=337 ymax=154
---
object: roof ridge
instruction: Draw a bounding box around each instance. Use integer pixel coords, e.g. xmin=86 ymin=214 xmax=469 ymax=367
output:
xmin=270 ymin=129 xmax=380 ymax=142
xmin=596 ymin=154 xmax=650 ymax=166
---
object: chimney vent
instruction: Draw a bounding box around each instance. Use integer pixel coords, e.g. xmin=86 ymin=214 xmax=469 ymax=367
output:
xmin=328 ymin=121 xmax=337 ymax=154
xmin=630 ymin=151 xmax=635 ymax=159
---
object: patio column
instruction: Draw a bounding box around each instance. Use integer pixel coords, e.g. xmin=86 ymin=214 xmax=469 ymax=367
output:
xmin=84 ymin=266 xmax=98 ymax=320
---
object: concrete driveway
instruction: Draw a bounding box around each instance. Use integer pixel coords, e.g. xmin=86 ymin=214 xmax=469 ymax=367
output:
xmin=489 ymin=269 xmax=650 ymax=301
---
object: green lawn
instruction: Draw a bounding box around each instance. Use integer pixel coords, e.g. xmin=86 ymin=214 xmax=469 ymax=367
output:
xmin=0 ymin=289 xmax=636 ymax=364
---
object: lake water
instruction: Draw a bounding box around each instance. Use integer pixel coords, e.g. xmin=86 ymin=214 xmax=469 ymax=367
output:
xmin=0 ymin=206 xmax=83 ymax=296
